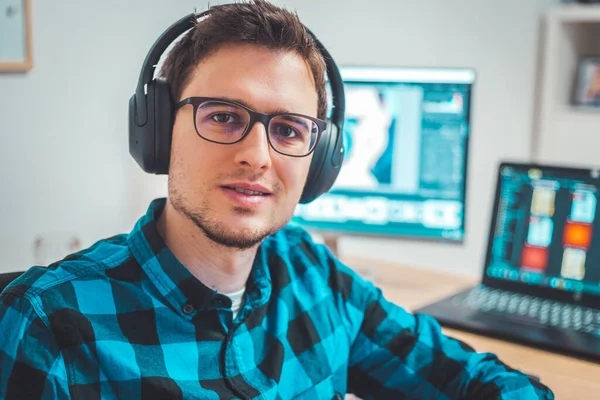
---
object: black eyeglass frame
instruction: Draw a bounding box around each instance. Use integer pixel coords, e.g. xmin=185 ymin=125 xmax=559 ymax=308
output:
xmin=175 ymin=97 xmax=328 ymax=158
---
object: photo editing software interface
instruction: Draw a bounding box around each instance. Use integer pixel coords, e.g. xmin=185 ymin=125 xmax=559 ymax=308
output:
xmin=487 ymin=165 xmax=600 ymax=296
xmin=293 ymin=67 xmax=474 ymax=240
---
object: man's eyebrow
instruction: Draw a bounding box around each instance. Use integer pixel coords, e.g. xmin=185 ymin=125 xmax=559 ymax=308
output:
xmin=279 ymin=115 xmax=311 ymax=131
xmin=218 ymin=96 xmax=290 ymax=114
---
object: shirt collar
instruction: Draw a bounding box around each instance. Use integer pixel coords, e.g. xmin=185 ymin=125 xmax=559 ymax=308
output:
xmin=127 ymin=198 xmax=272 ymax=317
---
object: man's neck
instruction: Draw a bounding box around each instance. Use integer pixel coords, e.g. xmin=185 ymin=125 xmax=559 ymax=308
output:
xmin=156 ymin=199 xmax=257 ymax=294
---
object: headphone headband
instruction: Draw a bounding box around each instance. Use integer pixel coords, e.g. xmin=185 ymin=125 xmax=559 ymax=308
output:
xmin=134 ymin=12 xmax=207 ymax=126
xmin=129 ymin=6 xmax=345 ymax=203
xmin=132 ymin=10 xmax=345 ymax=128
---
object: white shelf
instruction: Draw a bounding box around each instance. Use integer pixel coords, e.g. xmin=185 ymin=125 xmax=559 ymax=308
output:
xmin=546 ymin=4 xmax=600 ymax=22
xmin=557 ymin=105 xmax=600 ymax=120
xmin=567 ymin=105 xmax=600 ymax=115
xmin=532 ymin=4 xmax=600 ymax=167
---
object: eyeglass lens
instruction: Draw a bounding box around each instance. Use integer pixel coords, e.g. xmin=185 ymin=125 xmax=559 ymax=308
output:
xmin=194 ymin=100 xmax=319 ymax=156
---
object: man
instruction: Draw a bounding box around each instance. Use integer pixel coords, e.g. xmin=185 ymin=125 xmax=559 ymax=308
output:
xmin=0 ymin=1 xmax=553 ymax=399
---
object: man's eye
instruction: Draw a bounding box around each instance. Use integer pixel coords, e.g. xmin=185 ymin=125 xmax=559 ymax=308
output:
xmin=274 ymin=125 xmax=299 ymax=138
xmin=212 ymin=113 xmax=234 ymax=123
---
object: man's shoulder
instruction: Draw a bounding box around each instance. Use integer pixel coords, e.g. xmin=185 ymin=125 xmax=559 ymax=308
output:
xmin=266 ymin=224 xmax=347 ymax=278
xmin=268 ymin=223 xmax=324 ymax=259
xmin=270 ymin=223 xmax=313 ymax=245
xmin=266 ymin=224 xmax=369 ymax=304
xmin=1 ymin=233 xmax=133 ymax=305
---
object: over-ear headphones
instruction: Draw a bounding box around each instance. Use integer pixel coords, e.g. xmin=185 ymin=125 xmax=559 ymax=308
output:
xmin=128 ymin=7 xmax=345 ymax=204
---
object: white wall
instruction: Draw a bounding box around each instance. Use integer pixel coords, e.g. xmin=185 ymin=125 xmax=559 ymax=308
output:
xmin=0 ymin=0 xmax=555 ymax=275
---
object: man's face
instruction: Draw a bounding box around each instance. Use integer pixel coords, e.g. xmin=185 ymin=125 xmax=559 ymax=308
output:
xmin=168 ymin=44 xmax=318 ymax=249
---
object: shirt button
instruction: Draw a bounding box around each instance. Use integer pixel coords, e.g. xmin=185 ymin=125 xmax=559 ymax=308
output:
xmin=182 ymin=303 xmax=195 ymax=315
xmin=214 ymin=299 xmax=225 ymax=307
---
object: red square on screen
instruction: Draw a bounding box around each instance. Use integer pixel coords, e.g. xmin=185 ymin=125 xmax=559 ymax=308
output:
xmin=521 ymin=245 xmax=549 ymax=271
xmin=563 ymin=221 xmax=593 ymax=249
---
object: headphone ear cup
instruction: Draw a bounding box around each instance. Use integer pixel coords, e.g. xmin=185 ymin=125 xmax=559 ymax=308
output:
xmin=300 ymin=122 xmax=344 ymax=204
xmin=128 ymin=79 xmax=173 ymax=174
xmin=129 ymin=83 xmax=157 ymax=173
xmin=153 ymin=78 xmax=174 ymax=174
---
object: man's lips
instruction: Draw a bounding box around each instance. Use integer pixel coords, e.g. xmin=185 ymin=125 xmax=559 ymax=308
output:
xmin=220 ymin=183 xmax=272 ymax=196
xmin=220 ymin=184 xmax=272 ymax=208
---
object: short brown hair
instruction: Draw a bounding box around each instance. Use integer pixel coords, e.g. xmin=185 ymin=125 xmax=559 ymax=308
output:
xmin=159 ymin=0 xmax=327 ymax=119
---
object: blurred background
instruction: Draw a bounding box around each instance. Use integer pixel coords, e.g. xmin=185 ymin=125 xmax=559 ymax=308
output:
xmin=0 ymin=0 xmax=597 ymax=276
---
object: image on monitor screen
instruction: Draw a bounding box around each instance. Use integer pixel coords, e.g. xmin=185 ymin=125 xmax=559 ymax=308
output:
xmin=292 ymin=66 xmax=475 ymax=241
xmin=485 ymin=164 xmax=600 ymax=296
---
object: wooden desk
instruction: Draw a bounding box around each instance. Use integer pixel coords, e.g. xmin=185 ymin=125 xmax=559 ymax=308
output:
xmin=344 ymin=257 xmax=600 ymax=400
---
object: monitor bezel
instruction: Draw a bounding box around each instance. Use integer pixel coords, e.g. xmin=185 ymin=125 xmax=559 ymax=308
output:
xmin=482 ymin=161 xmax=600 ymax=307
xmin=297 ymin=65 xmax=476 ymax=243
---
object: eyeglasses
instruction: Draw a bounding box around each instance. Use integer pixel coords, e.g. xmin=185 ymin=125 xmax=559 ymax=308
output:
xmin=175 ymin=97 xmax=327 ymax=157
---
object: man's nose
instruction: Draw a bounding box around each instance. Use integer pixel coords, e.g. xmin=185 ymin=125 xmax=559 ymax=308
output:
xmin=233 ymin=122 xmax=273 ymax=170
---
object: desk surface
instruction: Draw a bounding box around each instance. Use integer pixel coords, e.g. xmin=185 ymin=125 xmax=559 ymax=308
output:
xmin=343 ymin=257 xmax=600 ymax=400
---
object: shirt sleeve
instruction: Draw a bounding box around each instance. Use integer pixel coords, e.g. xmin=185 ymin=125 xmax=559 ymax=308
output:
xmin=0 ymin=292 xmax=70 ymax=399
xmin=325 ymin=255 xmax=555 ymax=399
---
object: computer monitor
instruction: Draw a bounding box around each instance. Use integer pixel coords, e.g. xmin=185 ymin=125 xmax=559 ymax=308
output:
xmin=293 ymin=66 xmax=475 ymax=243
xmin=485 ymin=163 xmax=600 ymax=299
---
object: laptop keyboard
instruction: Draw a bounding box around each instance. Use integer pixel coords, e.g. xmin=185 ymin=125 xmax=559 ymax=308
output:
xmin=451 ymin=286 xmax=600 ymax=335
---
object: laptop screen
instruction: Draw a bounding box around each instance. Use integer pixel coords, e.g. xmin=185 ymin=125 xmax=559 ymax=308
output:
xmin=485 ymin=163 xmax=600 ymax=296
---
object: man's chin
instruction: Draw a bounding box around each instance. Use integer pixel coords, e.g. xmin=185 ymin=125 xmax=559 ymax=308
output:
xmin=202 ymin=224 xmax=274 ymax=250
xmin=195 ymin=213 xmax=278 ymax=248
xmin=173 ymin=198 xmax=289 ymax=249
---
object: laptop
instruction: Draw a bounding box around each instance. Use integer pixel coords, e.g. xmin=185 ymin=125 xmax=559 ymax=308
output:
xmin=415 ymin=162 xmax=600 ymax=362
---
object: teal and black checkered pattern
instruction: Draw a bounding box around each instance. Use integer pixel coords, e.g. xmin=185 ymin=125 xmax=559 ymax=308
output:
xmin=0 ymin=199 xmax=554 ymax=399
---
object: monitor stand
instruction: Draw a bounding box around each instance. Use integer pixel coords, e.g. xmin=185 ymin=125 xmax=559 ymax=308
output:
xmin=322 ymin=234 xmax=340 ymax=257
xmin=321 ymin=233 xmax=378 ymax=283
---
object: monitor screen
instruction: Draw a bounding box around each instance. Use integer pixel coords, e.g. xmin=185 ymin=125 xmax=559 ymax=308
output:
xmin=485 ymin=164 xmax=600 ymax=296
xmin=292 ymin=66 xmax=475 ymax=241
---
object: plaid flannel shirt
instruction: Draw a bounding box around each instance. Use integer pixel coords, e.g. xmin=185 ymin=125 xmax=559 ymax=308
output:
xmin=0 ymin=199 xmax=554 ymax=399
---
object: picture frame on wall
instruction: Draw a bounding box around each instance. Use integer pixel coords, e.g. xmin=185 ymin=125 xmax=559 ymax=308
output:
xmin=0 ymin=0 xmax=33 ymax=72
xmin=573 ymin=57 xmax=600 ymax=108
